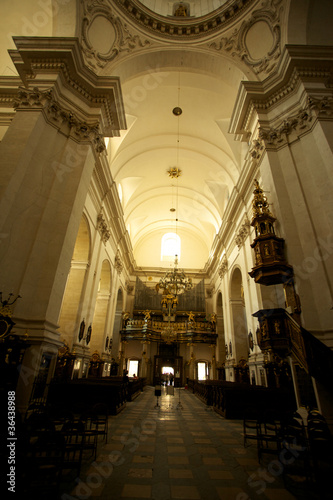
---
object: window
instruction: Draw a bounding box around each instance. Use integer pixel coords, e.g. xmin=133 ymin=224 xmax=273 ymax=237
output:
xmin=161 ymin=233 xmax=181 ymax=261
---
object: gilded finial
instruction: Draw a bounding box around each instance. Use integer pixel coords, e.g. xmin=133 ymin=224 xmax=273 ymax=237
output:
xmin=252 ymin=179 xmax=273 ymax=218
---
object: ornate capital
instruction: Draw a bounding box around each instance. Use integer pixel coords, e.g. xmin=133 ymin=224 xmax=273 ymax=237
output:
xmin=115 ymin=250 xmax=124 ymax=274
xmin=218 ymin=255 xmax=228 ymax=279
xmin=235 ymin=218 xmax=251 ymax=248
xmin=125 ymin=281 xmax=134 ymax=294
xmin=14 ymin=87 xmax=106 ymax=153
xmin=97 ymin=213 xmax=110 ymax=243
xmin=251 ymin=96 xmax=332 ymax=154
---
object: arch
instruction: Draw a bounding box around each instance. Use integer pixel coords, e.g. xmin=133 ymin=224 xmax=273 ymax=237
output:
xmin=58 ymin=214 xmax=91 ymax=346
xmin=89 ymin=260 xmax=112 ymax=358
xmin=229 ymin=266 xmax=248 ymax=363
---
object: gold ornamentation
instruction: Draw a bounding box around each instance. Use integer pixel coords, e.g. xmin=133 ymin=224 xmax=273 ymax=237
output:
xmin=167 ymin=167 xmax=182 ymax=178
xmin=252 ymin=179 xmax=273 ymax=219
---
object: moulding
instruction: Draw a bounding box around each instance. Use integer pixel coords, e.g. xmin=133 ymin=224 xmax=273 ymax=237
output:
xmin=80 ymin=0 xmax=151 ymax=71
xmin=209 ymin=0 xmax=283 ymax=76
xmin=7 ymin=37 xmax=127 ymax=135
xmin=13 ymin=86 xmax=107 ymax=153
xmin=229 ymin=45 xmax=333 ymax=139
xmin=251 ymin=94 xmax=333 ymax=152
xmin=114 ymin=0 xmax=255 ymax=39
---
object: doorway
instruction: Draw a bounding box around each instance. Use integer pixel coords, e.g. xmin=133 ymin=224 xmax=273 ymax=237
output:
xmin=154 ymin=355 xmax=183 ymax=387
xmin=161 ymin=366 xmax=174 ymax=386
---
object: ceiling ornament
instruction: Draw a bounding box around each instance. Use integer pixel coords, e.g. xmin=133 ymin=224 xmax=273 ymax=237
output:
xmin=80 ymin=0 xmax=151 ymax=70
xmin=114 ymin=0 xmax=255 ymax=39
xmin=209 ymin=0 xmax=283 ymax=76
xmin=168 ymin=167 xmax=182 ymax=178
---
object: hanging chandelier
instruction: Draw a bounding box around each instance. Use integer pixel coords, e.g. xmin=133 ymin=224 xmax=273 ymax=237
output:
xmin=158 ymin=255 xmax=193 ymax=296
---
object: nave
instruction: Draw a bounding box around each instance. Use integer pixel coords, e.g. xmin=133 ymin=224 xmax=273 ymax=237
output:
xmin=46 ymin=387 xmax=324 ymax=500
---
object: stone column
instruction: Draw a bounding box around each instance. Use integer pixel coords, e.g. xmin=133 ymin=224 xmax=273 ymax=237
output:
xmin=0 ymin=38 xmax=125 ymax=409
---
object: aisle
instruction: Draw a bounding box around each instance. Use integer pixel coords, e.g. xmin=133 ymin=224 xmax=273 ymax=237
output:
xmin=63 ymin=386 xmax=313 ymax=500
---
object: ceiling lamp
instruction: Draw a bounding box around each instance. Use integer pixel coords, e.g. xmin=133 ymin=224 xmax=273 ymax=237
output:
xmin=158 ymin=255 xmax=193 ymax=296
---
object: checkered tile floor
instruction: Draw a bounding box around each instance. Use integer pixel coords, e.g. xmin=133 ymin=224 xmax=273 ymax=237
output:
xmin=61 ymin=386 xmax=321 ymax=500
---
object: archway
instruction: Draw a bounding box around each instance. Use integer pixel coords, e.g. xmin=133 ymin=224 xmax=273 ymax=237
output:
xmin=58 ymin=214 xmax=91 ymax=347
xmin=230 ymin=267 xmax=248 ymax=363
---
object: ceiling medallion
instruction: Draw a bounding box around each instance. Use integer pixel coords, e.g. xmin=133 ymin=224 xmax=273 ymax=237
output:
xmin=168 ymin=167 xmax=182 ymax=178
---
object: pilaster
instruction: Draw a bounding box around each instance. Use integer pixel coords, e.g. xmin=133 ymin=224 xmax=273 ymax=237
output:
xmin=0 ymin=37 xmax=126 ymax=408
xmin=229 ymin=44 xmax=333 ymax=336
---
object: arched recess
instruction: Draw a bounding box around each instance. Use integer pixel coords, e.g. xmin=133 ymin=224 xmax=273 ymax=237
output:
xmin=229 ymin=267 xmax=248 ymax=363
xmin=112 ymin=288 xmax=124 ymax=369
xmin=58 ymin=214 xmax=91 ymax=346
xmin=216 ymin=291 xmax=226 ymax=368
xmin=89 ymin=260 xmax=112 ymax=356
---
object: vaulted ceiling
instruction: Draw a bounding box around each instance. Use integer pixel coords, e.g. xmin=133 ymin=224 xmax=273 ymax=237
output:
xmin=107 ymin=63 xmax=244 ymax=270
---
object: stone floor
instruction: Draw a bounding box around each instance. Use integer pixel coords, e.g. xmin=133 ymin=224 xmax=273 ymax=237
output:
xmin=60 ymin=386 xmax=324 ymax=500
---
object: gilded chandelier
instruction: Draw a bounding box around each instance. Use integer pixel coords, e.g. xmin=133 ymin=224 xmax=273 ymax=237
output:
xmin=158 ymin=255 xmax=193 ymax=296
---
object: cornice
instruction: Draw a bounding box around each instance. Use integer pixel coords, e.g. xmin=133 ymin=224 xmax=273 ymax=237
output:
xmin=229 ymin=44 xmax=333 ymax=138
xmin=114 ymin=0 xmax=256 ymax=40
xmin=7 ymin=37 xmax=127 ymax=135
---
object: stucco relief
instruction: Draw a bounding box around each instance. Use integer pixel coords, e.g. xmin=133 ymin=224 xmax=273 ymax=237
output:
xmin=13 ymin=87 xmax=106 ymax=153
xmin=235 ymin=218 xmax=251 ymax=248
xmin=250 ymin=95 xmax=333 ymax=157
xmin=80 ymin=0 xmax=151 ymax=70
xmin=209 ymin=0 xmax=283 ymax=76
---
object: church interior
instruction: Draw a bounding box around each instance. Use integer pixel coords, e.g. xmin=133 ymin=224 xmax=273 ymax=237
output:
xmin=0 ymin=0 xmax=333 ymax=498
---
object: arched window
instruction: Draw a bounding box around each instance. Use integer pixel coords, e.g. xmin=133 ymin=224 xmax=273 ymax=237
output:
xmin=161 ymin=233 xmax=181 ymax=261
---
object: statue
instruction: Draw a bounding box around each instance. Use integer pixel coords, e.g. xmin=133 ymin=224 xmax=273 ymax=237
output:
xmin=174 ymin=3 xmax=188 ymax=16
xmin=187 ymin=311 xmax=195 ymax=323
